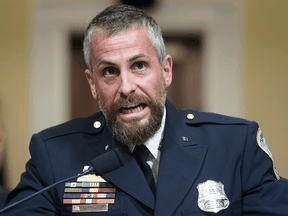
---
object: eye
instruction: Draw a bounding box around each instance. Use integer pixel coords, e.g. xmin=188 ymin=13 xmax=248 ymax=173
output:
xmin=133 ymin=62 xmax=147 ymax=71
xmin=103 ymin=67 xmax=118 ymax=76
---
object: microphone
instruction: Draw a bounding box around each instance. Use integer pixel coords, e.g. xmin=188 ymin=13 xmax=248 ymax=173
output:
xmin=90 ymin=148 xmax=124 ymax=174
xmin=0 ymin=148 xmax=124 ymax=214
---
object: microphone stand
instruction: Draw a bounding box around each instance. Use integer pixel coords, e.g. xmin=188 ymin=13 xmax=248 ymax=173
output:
xmin=0 ymin=167 xmax=94 ymax=213
xmin=0 ymin=147 xmax=125 ymax=214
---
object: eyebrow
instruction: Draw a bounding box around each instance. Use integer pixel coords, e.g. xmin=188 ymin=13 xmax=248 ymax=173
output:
xmin=127 ymin=53 xmax=151 ymax=64
xmin=97 ymin=53 xmax=151 ymax=69
xmin=97 ymin=60 xmax=119 ymax=69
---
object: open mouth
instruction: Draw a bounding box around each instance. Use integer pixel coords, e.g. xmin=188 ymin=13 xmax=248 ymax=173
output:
xmin=119 ymin=103 xmax=146 ymax=114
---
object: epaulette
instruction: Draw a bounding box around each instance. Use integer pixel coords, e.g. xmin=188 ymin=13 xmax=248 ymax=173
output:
xmin=180 ymin=109 xmax=251 ymax=125
xmin=38 ymin=111 xmax=105 ymax=142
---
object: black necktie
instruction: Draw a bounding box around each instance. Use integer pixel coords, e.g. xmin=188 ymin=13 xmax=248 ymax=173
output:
xmin=133 ymin=145 xmax=156 ymax=196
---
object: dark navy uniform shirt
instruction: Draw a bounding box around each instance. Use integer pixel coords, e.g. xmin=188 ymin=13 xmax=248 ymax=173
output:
xmin=3 ymin=100 xmax=288 ymax=215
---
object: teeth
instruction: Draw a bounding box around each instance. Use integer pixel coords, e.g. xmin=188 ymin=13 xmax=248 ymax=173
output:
xmin=122 ymin=103 xmax=138 ymax=108
xmin=121 ymin=104 xmax=144 ymax=114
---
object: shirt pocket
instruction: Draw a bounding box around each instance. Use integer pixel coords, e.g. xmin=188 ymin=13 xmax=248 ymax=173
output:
xmin=182 ymin=198 xmax=242 ymax=216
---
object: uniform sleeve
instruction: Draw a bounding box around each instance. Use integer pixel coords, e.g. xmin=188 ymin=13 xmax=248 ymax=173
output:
xmin=2 ymin=134 xmax=59 ymax=215
xmin=241 ymin=121 xmax=288 ymax=215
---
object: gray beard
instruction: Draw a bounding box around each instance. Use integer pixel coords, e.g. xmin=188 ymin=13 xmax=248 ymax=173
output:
xmin=110 ymin=102 xmax=164 ymax=149
xmin=96 ymin=75 xmax=167 ymax=148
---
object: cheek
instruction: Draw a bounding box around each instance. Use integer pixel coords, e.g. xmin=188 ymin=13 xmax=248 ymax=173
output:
xmin=96 ymin=82 xmax=118 ymax=105
xmin=145 ymin=74 xmax=163 ymax=96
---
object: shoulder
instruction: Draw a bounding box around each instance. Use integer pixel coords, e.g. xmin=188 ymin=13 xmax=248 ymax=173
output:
xmin=180 ymin=109 xmax=253 ymax=126
xmin=178 ymin=109 xmax=259 ymax=141
xmin=166 ymin=99 xmax=252 ymax=126
xmin=165 ymin=99 xmax=257 ymax=133
xmin=37 ymin=111 xmax=106 ymax=142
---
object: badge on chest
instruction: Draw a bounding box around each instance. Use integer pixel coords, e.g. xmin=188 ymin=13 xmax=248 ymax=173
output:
xmin=197 ymin=180 xmax=230 ymax=213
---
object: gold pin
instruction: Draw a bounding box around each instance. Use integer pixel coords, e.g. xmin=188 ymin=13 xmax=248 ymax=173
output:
xmin=93 ymin=121 xmax=101 ymax=129
xmin=186 ymin=114 xmax=194 ymax=120
xmin=182 ymin=136 xmax=188 ymax=142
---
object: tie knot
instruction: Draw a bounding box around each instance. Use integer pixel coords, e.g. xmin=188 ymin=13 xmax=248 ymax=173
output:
xmin=133 ymin=145 xmax=150 ymax=164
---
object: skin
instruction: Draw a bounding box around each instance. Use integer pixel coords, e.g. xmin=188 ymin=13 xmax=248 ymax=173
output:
xmin=85 ymin=26 xmax=173 ymax=129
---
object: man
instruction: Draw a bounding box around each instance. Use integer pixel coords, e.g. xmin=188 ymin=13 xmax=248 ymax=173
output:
xmin=3 ymin=5 xmax=288 ymax=215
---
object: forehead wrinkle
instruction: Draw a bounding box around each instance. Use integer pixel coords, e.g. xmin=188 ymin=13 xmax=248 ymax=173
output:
xmin=94 ymin=40 xmax=143 ymax=60
xmin=93 ymin=28 xmax=153 ymax=55
xmin=91 ymin=28 xmax=157 ymax=72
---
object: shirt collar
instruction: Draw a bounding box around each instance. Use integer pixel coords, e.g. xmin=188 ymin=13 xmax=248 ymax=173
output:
xmin=143 ymin=105 xmax=166 ymax=160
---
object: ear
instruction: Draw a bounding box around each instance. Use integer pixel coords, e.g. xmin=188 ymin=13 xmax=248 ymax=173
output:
xmin=162 ymin=54 xmax=173 ymax=88
xmin=85 ymin=69 xmax=97 ymax=100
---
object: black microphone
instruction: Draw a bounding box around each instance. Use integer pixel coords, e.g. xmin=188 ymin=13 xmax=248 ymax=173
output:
xmin=90 ymin=148 xmax=124 ymax=174
xmin=0 ymin=148 xmax=124 ymax=214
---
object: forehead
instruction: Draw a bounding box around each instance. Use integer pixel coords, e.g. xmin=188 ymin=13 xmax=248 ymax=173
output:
xmin=90 ymin=27 xmax=156 ymax=61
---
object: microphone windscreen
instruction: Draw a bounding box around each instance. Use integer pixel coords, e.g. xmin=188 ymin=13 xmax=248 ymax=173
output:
xmin=90 ymin=149 xmax=124 ymax=175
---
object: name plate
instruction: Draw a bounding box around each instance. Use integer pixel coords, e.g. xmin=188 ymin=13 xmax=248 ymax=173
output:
xmin=72 ymin=204 xmax=108 ymax=213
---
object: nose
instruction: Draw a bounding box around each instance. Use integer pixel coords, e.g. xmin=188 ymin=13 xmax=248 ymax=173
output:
xmin=118 ymin=71 xmax=137 ymax=97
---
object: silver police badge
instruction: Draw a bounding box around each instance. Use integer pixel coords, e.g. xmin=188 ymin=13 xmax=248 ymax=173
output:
xmin=197 ymin=180 xmax=230 ymax=213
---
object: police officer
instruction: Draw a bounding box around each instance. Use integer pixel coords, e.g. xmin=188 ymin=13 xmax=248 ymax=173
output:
xmin=3 ymin=5 xmax=288 ymax=215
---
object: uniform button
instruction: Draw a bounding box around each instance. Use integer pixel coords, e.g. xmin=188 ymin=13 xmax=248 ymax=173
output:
xmin=186 ymin=114 xmax=194 ymax=120
xmin=93 ymin=121 xmax=101 ymax=129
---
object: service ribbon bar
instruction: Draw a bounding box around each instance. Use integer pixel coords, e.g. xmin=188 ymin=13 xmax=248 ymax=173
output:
xmin=64 ymin=188 xmax=116 ymax=193
xmin=63 ymin=198 xmax=115 ymax=204
xmin=65 ymin=182 xmax=113 ymax=188
xmin=63 ymin=170 xmax=117 ymax=211
xmin=64 ymin=193 xmax=115 ymax=199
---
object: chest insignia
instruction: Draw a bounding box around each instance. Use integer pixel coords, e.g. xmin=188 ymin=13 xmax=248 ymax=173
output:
xmin=63 ymin=165 xmax=116 ymax=213
xmin=197 ymin=180 xmax=229 ymax=213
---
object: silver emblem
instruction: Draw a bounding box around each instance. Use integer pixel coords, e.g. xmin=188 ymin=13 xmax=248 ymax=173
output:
xmin=197 ymin=180 xmax=230 ymax=213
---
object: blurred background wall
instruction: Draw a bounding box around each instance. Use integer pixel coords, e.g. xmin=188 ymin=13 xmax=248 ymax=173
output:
xmin=0 ymin=0 xmax=287 ymax=189
xmin=0 ymin=0 xmax=31 ymax=189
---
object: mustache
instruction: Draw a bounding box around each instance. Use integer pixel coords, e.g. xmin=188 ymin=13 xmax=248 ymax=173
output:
xmin=108 ymin=94 xmax=152 ymax=113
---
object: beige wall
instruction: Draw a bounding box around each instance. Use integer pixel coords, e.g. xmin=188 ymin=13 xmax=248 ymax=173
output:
xmin=0 ymin=0 xmax=32 ymax=188
xmin=0 ymin=0 xmax=287 ymax=189
xmin=242 ymin=0 xmax=288 ymax=178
